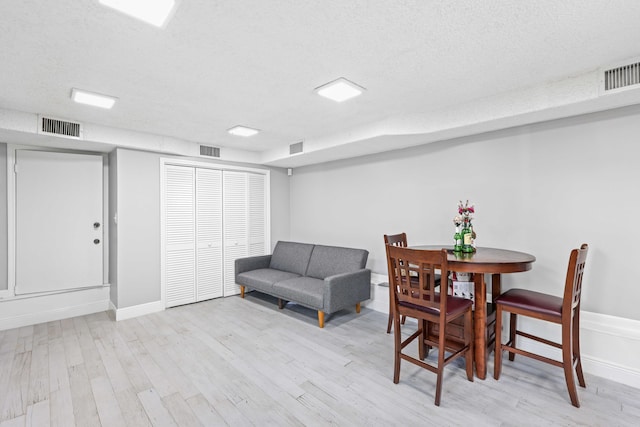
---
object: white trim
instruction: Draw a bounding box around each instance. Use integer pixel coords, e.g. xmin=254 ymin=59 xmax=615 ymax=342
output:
xmin=0 ymin=286 xmax=110 ymax=331
xmin=159 ymin=157 xmax=271 ymax=308
xmin=112 ymin=300 xmax=165 ymax=321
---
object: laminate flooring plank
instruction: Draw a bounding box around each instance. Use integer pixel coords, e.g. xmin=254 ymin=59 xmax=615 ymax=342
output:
xmin=111 ymin=333 xmax=153 ymax=393
xmin=0 ymin=350 xmax=31 ymax=422
xmin=0 ymin=415 xmax=24 ymax=427
xmin=184 ymin=393 xmax=227 ymax=426
xmin=114 ymin=387 xmax=152 ymax=427
xmin=161 ymin=392 xmax=203 ymax=427
xmin=91 ymin=376 xmax=127 ymax=427
xmin=93 ymin=336 xmax=133 ymax=394
xmin=49 ymin=388 xmax=74 ymax=427
xmin=137 ymin=388 xmax=178 ymax=427
xmin=67 ymin=363 xmax=100 ymax=426
xmin=15 ymin=326 xmax=33 ymax=354
xmin=26 ymin=336 xmax=49 ymax=405
xmin=25 ymin=399 xmax=50 ymax=427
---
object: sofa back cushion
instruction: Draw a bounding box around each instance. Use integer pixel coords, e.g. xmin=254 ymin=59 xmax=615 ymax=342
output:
xmin=269 ymin=241 xmax=315 ymax=276
xmin=306 ymin=245 xmax=369 ymax=280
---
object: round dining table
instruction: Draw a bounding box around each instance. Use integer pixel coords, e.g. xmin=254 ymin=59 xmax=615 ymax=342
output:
xmin=409 ymin=245 xmax=536 ymax=379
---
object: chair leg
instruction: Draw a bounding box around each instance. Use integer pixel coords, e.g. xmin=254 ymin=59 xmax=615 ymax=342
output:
xmin=562 ymin=322 xmax=580 ymax=407
xmin=434 ymin=320 xmax=447 ymax=406
xmin=494 ymin=305 xmax=503 ymax=380
xmin=393 ymin=310 xmax=402 ymax=384
xmin=386 ymin=313 xmax=393 ymax=334
xmin=418 ymin=319 xmax=426 ymax=360
xmin=573 ymin=311 xmax=586 ymax=388
xmin=508 ymin=313 xmax=517 ymax=361
xmin=401 ymin=315 xmax=407 ymax=325
xmin=465 ymin=310 xmax=474 ymax=382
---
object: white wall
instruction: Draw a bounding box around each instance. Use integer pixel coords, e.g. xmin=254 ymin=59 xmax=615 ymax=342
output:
xmin=289 ymin=104 xmax=640 ymax=321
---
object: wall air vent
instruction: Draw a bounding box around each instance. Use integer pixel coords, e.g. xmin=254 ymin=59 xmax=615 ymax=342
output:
xmin=290 ymin=141 xmax=304 ymax=155
xmin=200 ymin=145 xmax=220 ymax=158
xmin=38 ymin=116 xmax=83 ymax=139
xmin=602 ymin=60 xmax=640 ymax=93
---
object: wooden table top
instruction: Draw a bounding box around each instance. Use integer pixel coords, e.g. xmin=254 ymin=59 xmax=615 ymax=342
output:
xmin=409 ymin=245 xmax=536 ymax=274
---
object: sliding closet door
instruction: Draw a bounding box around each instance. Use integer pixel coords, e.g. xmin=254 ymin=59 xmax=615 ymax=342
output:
xmin=195 ymin=168 xmax=223 ymax=300
xmin=164 ymin=165 xmax=196 ymax=307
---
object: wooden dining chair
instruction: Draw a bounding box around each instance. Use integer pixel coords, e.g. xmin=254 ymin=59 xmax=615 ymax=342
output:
xmin=494 ymin=244 xmax=589 ymax=407
xmin=387 ymin=245 xmax=474 ymax=406
xmin=384 ymin=233 xmax=442 ymax=333
xmin=384 ymin=233 xmax=409 ymax=333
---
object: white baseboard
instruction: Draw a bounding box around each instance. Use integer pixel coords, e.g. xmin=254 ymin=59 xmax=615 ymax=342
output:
xmin=112 ymin=300 xmax=165 ymax=321
xmin=0 ymin=287 xmax=110 ymax=331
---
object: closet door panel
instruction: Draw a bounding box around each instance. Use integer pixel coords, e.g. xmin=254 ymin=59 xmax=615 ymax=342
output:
xmin=165 ymin=165 xmax=196 ymax=307
xmin=223 ymin=171 xmax=248 ymax=296
xmin=248 ymin=173 xmax=267 ymax=256
xmin=196 ymin=168 xmax=223 ymax=301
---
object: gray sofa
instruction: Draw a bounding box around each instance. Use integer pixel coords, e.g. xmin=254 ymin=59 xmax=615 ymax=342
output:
xmin=235 ymin=241 xmax=371 ymax=328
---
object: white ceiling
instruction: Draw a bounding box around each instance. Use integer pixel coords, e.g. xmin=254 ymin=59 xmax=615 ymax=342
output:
xmin=2 ymin=1 xmax=640 ymax=167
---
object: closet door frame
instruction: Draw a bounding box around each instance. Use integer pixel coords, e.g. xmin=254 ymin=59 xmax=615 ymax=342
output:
xmin=160 ymin=157 xmax=270 ymax=307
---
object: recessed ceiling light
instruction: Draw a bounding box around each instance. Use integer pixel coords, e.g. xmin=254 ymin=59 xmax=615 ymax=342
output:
xmin=227 ymin=125 xmax=260 ymax=137
xmin=315 ymin=77 xmax=365 ymax=102
xmin=99 ymin=0 xmax=178 ymax=28
xmin=71 ymin=88 xmax=117 ymax=109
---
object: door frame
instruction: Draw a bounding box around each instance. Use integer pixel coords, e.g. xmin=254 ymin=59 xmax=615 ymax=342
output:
xmin=159 ymin=157 xmax=270 ymax=307
xmin=3 ymin=144 xmax=110 ymax=300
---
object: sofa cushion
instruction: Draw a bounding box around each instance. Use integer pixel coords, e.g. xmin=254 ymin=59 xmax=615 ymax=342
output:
xmin=236 ymin=268 xmax=301 ymax=293
xmin=272 ymin=277 xmax=325 ymax=310
xmin=305 ymin=245 xmax=369 ymax=280
xmin=269 ymin=241 xmax=315 ymax=276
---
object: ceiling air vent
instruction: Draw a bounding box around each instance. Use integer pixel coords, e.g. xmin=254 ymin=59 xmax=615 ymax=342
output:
xmin=200 ymin=145 xmax=220 ymax=158
xmin=602 ymin=60 xmax=640 ymax=93
xmin=38 ymin=116 xmax=83 ymax=139
xmin=290 ymin=141 xmax=304 ymax=155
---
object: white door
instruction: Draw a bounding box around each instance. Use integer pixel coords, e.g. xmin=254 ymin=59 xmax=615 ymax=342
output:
xmin=15 ymin=150 xmax=103 ymax=295
xmin=195 ymin=168 xmax=223 ymax=300
xmin=164 ymin=165 xmax=196 ymax=307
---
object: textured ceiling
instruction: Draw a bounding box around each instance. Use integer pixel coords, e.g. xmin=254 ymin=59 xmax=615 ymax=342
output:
xmin=1 ymin=1 xmax=640 ymax=166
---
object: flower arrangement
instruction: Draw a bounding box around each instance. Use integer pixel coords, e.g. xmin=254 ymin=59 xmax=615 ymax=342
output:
xmin=458 ymin=199 xmax=474 ymax=222
xmin=453 ymin=200 xmax=476 ymax=252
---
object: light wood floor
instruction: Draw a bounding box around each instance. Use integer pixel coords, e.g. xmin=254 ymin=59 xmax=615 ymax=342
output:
xmin=1 ymin=293 xmax=638 ymax=427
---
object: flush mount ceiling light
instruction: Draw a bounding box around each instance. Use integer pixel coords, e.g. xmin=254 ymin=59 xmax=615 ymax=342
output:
xmin=315 ymin=77 xmax=365 ymax=102
xmin=99 ymin=0 xmax=178 ymax=28
xmin=71 ymin=88 xmax=117 ymax=109
xmin=227 ymin=125 xmax=260 ymax=137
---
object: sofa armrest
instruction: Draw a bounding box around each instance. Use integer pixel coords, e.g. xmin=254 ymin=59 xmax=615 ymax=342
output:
xmin=235 ymin=255 xmax=272 ymax=278
xmin=323 ymin=269 xmax=371 ymax=314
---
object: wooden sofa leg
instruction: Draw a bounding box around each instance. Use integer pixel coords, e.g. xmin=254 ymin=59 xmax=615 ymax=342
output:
xmin=318 ymin=311 xmax=325 ymax=328
xmin=356 ymin=302 xmax=361 ymax=313
xmin=240 ymin=286 xmax=245 ymax=298
xmin=278 ymin=299 xmax=285 ymax=309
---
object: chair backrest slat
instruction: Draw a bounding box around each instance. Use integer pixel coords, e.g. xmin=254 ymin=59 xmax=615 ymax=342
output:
xmin=563 ymin=243 xmax=589 ymax=314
